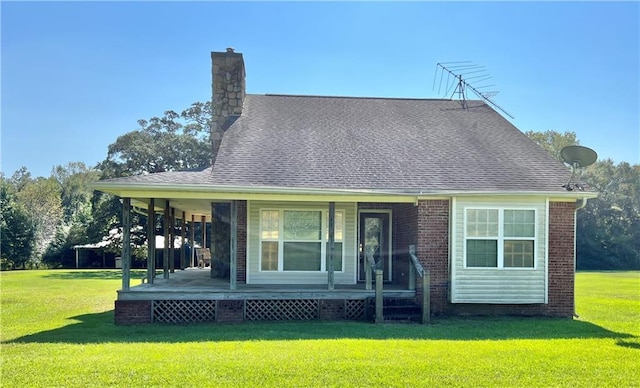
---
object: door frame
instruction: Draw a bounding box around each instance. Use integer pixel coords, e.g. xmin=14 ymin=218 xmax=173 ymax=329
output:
xmin=357 ymin=209 xmax=392 ymax=282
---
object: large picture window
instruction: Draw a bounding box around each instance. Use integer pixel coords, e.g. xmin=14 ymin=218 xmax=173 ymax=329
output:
xmin=260 ymin=209 xmax=343 ymax=272
xmin=465 ymin=208 xmax=535 ymax=268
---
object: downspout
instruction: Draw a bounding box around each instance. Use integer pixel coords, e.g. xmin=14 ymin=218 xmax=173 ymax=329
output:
xmin=575 ymin=197 xmax=588 ymax=211
xmin=573 ymin=197 xmax=588 ymax=318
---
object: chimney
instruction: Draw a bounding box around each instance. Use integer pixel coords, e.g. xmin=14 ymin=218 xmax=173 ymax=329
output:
xmin=211 ymin=47 xmax=246 ymax=165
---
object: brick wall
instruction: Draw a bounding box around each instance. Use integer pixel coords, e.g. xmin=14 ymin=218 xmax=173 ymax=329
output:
xmin=545 ymin=201 xmax=576 ymax=317
xmin=216 ymin=300 xmax=244 ymax=323
xmin=319 ymin=300 xmax=346 ymax=320
xmin=416 ymin=200 xmax=450 ymax=314
xmin=114 ymin=300 xmax=152 ymax=325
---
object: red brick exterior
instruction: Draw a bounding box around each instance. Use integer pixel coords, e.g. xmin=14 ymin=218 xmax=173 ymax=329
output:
xmin=114 ymin=300 xmax=152 ymax=325
xmin=319 ymin=300 xmax=346 ymax=320
xmin=416 ymin=200 xmax=450 ymax=314
xmin=216 ymin=300 xmax=244 ymax=323
xmin=544 ymin=201 xmax=576 ymax=317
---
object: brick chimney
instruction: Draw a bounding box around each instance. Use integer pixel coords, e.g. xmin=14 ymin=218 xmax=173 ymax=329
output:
xmin=211 ymin=48 xmax=245 ymax=165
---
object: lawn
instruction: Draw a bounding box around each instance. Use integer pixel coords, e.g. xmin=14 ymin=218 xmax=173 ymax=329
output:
xmin=1 ymin=270 xmax=638 ymax=387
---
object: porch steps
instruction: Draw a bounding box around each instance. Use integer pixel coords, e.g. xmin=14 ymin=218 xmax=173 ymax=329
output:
xmin=382 ymin=297 xmax=422 ymax=323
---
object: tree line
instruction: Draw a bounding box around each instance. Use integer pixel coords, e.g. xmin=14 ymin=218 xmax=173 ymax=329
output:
xmin=1 ymin=102 xmax=211 ymax=270
xmin=1 ymin=105 xmax=638 ymax=270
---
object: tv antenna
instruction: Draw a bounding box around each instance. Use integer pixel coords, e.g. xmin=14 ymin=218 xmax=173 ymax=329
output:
xmin=433 ymin=62 xmax=514 ymax=119
xmin=560 ymin=145 xmax=597 ymax=191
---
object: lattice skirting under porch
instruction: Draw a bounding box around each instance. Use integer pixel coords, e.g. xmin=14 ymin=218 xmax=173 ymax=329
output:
xmin=153 ymin=300 xmax=217 ymax=323
xmin=245 ymin=299 xmax=319 ymax=321
xmin=147 ymin=299 xmax=368 ymax=323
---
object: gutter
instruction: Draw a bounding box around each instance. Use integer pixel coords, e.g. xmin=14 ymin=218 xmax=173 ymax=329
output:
xmin=92 ymin=181 xmax=598 ymax=200
xmin=575 ymin=197 xmax=589 ymax=210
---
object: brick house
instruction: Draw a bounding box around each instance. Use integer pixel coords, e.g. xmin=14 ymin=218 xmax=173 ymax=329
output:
xmin=94 ymin=49 xmax=596 ymax=324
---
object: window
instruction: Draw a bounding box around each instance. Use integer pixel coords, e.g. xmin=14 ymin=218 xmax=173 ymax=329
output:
xmin=465 ymin=208 xmax=535 ymax=268
xmin=260 ymin=209 xmax=343 ymax=272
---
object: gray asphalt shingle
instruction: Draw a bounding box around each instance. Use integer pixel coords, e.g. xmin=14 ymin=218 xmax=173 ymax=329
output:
xmin=211 ymin=95 xmax=570 ymax=192
xmin=101 ymin=94 xmax=571 ymax=193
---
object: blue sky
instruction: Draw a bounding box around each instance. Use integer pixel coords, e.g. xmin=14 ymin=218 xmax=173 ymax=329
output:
xmin=2 ymin=1 xmax=639 ymax=178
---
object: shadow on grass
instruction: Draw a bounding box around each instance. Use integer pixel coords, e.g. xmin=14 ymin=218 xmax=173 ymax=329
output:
xmin=5 ymin=310 xmax=636 ymax=345
xmin=616 ymin=340 xmax=640 ymax=350
xmin=43 ymin=270 xmax=149 ymax=280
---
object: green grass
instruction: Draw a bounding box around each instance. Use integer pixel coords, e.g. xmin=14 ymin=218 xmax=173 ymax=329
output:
xmin=1 ymin=270 xmax=638 ymax=387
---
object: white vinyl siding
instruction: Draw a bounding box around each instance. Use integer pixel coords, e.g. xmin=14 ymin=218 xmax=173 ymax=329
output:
xmin=451 ymin=197 xmax=547 ymax=304
xmin=247 ymin=201 xmax=357 ymax=285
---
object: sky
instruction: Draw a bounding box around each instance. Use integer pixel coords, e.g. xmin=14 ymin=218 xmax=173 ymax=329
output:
xmin=2 ymin=1 xmax=639 ymax=178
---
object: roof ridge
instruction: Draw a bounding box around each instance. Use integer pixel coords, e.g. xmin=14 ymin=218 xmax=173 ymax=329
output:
xmin=253 ymin=93 xmax=483 ymax=102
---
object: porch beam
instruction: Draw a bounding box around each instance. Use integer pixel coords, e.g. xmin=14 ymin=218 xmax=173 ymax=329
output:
xmin=163 ymin=200 xmax=170 ymax=279
xmin=121 ymin=197 xmax=132 ymax=291
xmin=327 ymin=202 xmax=335 ymax=290
xmin=230 ymin=200 xmax=238 ymax=290
xmin=147 ymin=198 xmax=155 ymax=284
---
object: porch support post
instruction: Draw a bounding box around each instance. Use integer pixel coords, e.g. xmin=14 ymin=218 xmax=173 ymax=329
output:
xmin=163 ymin=200 xmax=170 ymax=279
xmin=375 ymin=269 xmax=383 ymax=323
xmin=147 ymin=199 xmax=155 ymax=284
xmin=75 ymin=249 xmax=79 ymax=269
xmin=327 ymin=202 xmax=335 ymax=290
xmin=201 ymin=215 xmax=207 ymax=257
xmin=121 ymin=197 xmax=131 ymax=291
xmin=210 ymin=203 xmax=215 ymax=278
xmin=230 ymin=200 xmax=238 ymax=290
xmin=170 ymin=207 xmax=175 ymax=273
xmin=180 ymin=211 xmax=186 ymax=270
xmin=190 ymin=215 xmax=196 ymax=268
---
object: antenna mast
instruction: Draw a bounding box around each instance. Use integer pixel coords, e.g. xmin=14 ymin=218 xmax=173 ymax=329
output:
xmin=433 ymin=62 xmax=514 ymax=119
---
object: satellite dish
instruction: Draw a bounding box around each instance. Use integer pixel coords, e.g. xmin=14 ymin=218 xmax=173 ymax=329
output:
xmin=560 ymin=145 xmax=597 ymax=168
xmin=560 ymin=145 xmax=597 ymax=191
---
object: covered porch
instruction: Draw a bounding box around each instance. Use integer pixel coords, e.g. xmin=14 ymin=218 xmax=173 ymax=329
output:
xmin=116 ymin=266 xmax=424 ymax=324
xmin=107 ymin=190 xmax=434 ymax=325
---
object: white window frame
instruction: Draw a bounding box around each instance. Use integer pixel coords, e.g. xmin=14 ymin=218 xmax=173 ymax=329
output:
xmin=463 ymin=207 xmax=537 ymax=270
xmin=259 ymin=208 xmax=345 ymax=273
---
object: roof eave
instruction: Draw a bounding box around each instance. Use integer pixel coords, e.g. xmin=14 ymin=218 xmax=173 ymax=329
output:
xmin=92 ymin=181 xmax=597 ymax=200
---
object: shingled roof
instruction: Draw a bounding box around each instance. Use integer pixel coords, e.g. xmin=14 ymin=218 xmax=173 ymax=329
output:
xmin=209 ymin=94 xmax=569 ymax=192
xmin=100 ymin=94 xmax=572 ymax=193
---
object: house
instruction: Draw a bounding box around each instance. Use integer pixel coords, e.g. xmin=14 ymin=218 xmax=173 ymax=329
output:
xmin=94 ymin=49 xmax=596 ymax=324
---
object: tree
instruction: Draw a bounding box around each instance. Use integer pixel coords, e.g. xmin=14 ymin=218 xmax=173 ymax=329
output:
xmin=87 ymin=101 xmax=213 ymax=268
xmin=51 ymin=162 xmax=101 ymax=224
xmin=16 ymin=177 xmax=63 ymax=267
xmin=100 ymin=101 xmax=211 ymax=178
xmin=524 ymin=130 xmax=579 ymax=161
xmin=578 ymin=161 xmax=640 ymax=269
xmin=526 ymin=130 xmax=640 ymax=270
xmin=0 ymin=177 xmax=35 ymax=269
